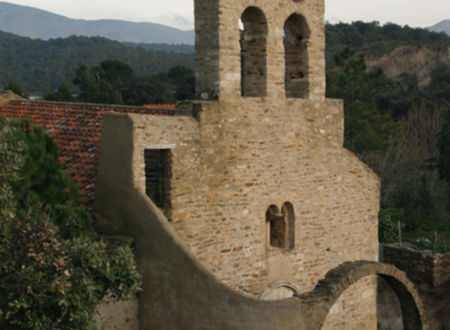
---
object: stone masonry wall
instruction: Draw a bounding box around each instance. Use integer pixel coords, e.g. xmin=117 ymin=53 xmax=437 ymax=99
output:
xmin=381 ymin=244 xmax=435 ymax=285
xmin=323 ymin=276 xmax=378 ymax=330
xmin=195 ymin=0 xmax=326 ymax=100
xmin=380 ymin=244 xmax=450 ymax=329
xmin=94 ymin=299 xmax=138 ymax=330
xmin=125 ymin=0 xmax=380 ymax=328
xmin=129 ymin=97 xmax=380 ymax=329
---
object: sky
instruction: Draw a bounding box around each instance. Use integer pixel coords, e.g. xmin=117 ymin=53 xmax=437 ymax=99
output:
xmin=2 ymin=0 xmax=449 ymax=30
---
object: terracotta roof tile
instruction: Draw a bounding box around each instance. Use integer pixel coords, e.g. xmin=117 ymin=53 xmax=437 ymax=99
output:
xmin=0 ymin=100 xmax=175 ymax=210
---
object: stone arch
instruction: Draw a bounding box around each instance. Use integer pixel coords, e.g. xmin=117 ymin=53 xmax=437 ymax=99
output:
xmin=259 ymin=280 xmax=300 ymax=300
xmin=240 ymin=6 xmax=268 ymax=97
xmin=284 ymin=13 xmax=310 ymax=98
xmin=299 ymin=261 xmax=427 ymax=330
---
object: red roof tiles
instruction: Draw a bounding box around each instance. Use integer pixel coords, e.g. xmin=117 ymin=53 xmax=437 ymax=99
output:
xmin=0 ymin=100 xmax=174 ymax=210
xmin=144 ymin=104 xmax=176 ymax=109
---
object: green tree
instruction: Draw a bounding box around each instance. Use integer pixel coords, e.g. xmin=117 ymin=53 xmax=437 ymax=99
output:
xmin=3 ymin=78 xmax=27 ymax=98
xmin=168 ymin=66 xmax=195 ymax=100
xmin=0 ymin=118 xmax=142 ymax=329
xmin=6 ymin=119 xmax=90 ymax=238
xmin=378 ymin=207 xmax=403 ymax=243
xmin=73 ymin=63 xmax=124 ymax=104
xmin=326 ymin=48 xmax=396 ymax=157
xmin=73 ymin=60 xmax=176 ymax=106
xmin=122 ymin=75 xmax=175 ymax=105
xmin=44 ymin=82 xmax=74 ymax=102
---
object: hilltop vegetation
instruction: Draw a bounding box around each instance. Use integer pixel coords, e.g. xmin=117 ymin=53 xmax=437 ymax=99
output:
xmin=325 ymin=21 xmax=450 ymax=64
xmin=0 ymin=32 xmax=194 ymax=93
xmin=0 ymin=21 xmax=448 ymax=94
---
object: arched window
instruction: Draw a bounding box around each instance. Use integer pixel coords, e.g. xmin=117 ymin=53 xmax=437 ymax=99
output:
xmin=266 ymin=205 xmax=285 ymax=248
xmin=266 ymin=203 xmax=295 ymax=250
xmin=284 ymin=14 xmax=310 ymax=98
xmin=282 ymin=202 xmax=295 ymax=250
xmin=240 ymin=7 xmax=268 ymax=97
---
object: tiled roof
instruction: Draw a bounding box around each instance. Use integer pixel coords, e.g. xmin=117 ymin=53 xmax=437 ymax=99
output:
xmin=144 ymin=104 xmax=176 ymax=109
xmin=0 ymin=100 xmax=175 ymax=210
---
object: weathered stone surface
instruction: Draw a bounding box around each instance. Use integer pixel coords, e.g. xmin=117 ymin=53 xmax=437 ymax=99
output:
xmin=0 ymin=90 xmax=23 ymax=105
xmin=93 ymin=0 xmax=427 ymax=328
xmin=380 ymin=244 xmax=450 ymax=329
xmin=94 ymin=299 xmax=138 ymax=330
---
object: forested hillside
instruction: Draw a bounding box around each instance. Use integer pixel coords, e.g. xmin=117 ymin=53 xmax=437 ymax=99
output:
xmin=325 ymin=21 xmax=449 ymax=61
xmin=0 ymin=32 xmax=194 ymax=93
xmin=324 ymin=23 xmax=450 ymax=251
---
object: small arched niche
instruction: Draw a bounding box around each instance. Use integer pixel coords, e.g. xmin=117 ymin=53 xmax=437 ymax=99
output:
xmin=240 ymin=7 xmax=268 ymax=97
xmin=265 ymin=203 xmax=295 ymax=250
xmin=259 ymin=281 xmax=299 ymax=300
xmin=284 ymin=13 xmax=310 ymax=98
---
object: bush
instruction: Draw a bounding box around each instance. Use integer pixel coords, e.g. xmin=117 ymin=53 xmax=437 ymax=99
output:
xmin=379 ymin=207 xmax=402 ymax=243
xmin=0 ymin=118 xmax=142 ymax=329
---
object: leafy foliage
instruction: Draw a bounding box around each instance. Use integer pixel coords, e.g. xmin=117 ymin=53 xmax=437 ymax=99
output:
xmin=3 ymin=78 xmax=27 ymax=98
xmin=325 ymin=21 xmax=450 ymax=67
xmin=379 ymin=208 xmax=402 ymax=243
xmin=325 ymin=46 xmax=450 ymax=250
xmin=0 ymin=32 xmax=194 ymax=93
xmin=44 ymin=60 xmax=196 ymax=106
xmin=6 ymin=119 xmax=91 ymax=239
xmin=71 ymin=60 xmax=177 ymax=105
xmin=0 ymin=119 xmax=142 ymax=329
xmin=326 ymin=48 xmax=397 ymax=156
xmin=168 ymin=66 xmax=195 ymax=101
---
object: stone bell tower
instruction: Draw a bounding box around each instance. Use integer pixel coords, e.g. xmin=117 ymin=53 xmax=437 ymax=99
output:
xmin=96 ymin=0 xmax=381 ymax=328
xmin=194 ymin=0 xmax=326 ymax=101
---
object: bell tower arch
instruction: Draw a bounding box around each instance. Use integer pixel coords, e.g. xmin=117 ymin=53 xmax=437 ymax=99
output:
xmin=194 ymin=0 xmax=326 ymax=101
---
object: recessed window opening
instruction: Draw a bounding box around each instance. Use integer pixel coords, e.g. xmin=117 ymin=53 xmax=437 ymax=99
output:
xmin=240 ymin=7 xmax=268 ymax=97
xmin=266 ymin=203 xmax=295 ymax=250
xmin=282 ymin=202 xmax=295 ymax=250
xmin=144 ymin=149 xmax=172 ymax=219
xmin=284 ymin=14 xmax=310 ymax=98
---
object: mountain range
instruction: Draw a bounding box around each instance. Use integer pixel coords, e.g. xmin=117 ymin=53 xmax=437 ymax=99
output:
xmin=428 ymin=20 xmax=450 ymax=35
xmin=0 ymin=2 xmax=448 ymax=45
xmin=0 ymin=1 xmax=194 ymax=44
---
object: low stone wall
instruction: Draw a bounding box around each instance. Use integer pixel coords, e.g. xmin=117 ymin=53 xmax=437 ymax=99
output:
xmin=380 ymin=244 xmax=450 ymax=329
xmin=381 ymin=244 xmax=450 ymax=287
xmin=381 ymin=244 xmax=434 ymax=285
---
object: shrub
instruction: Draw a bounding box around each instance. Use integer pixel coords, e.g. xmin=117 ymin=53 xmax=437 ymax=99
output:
xmin=0 ymin=118 xmax=141 ymax=329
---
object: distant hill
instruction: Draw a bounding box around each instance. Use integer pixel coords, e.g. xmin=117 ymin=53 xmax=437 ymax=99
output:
xmin=0 ymin=1 xmax=194 ymax=44
xmin=427 ymin=20 xmax=450 ymax=35
xmin=1 ymin=21 xmax=449 ymax=94
xmin=326 ymin=21 xmax=450 ymax=83
xmin=123 ymin=42 xmax=194 ymax=54
xmin=366 ymin=45 xmax=449 ymax=86
xmin=0 ymin=31 xmax=194 ymax=93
